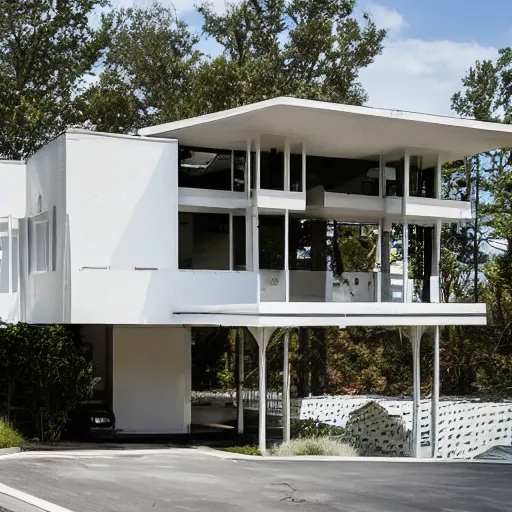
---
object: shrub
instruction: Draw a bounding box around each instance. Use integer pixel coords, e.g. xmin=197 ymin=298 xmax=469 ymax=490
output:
xmin=0 ymin=322 xmax=94 ymax=441
xmin=221 ymin=445 xmax=262 ymax=456
xmin=290 ymin=418 xmax=346 ymax=439
xmin=0 ymin=419 xmax=25 ymax=448
xmin=270 ymin=437 xmax=358 ymax=457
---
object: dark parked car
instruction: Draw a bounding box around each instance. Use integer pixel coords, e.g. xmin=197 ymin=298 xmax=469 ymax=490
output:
xmin=64 ymin=402 xmax=116 ymax=440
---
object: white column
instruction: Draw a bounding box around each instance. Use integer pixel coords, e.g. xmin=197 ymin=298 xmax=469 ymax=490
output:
xmin=229 ymin=212 xmax=234 ymax=271
xmin=403 ymin=151 xmax=410 ymax=199
xmin=256 ymin=135 xmax=261 ymax=190
xmin=284 ymin=210 xmax=290 ymax=302
xmin=403 ymin=222 xmax=409 ymax=303
xmin=282 ymin=328 xmax=291 ymax=443
xmin=237 ymin=329 xmax=245 ymax=435
xmin=431 ymin=219 xmax=442 ymax=303
xmin=284 ymin=138 xmax=291 ymax=192
xmin=431 ymin=325 xmax=440 ymax=458
xmin=301 ymin=142 xmax=306 ymax=193
xmin=246 ymin=138 xmax=251 ymax=199
xmin=231 ymin=150 xmax=235 ymax=192
xmin=245 ymin=208 xmax=253 ymax=271
xmin=253 ymin=208 xmax=260 ymax=302
xmin=435 ymin=154 xmax=442 ymax=199
xmin=411 ymin=326 xmax=422 ymax=457
xmin=258 ymin=332 xmax=267 ymax=453
xmin=376 ymin=218 xmax=382 ymax=302
xmin=379 ymin=154 xmax=386 ymax=198
xmin=8 ymin=215 xmax=13 ymax=295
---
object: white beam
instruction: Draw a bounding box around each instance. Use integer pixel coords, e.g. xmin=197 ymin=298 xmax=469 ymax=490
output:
xmin=403 ymin=151 xmax=410 ymax=199
xmin=379 ymin=154 xmax=386 ymax=198
xmin=431 ymin=325 xmax=440 ymax=458
xmin=282 ymin=328 xmax=291 ymax=443
xmin=245 ymin=208 xmax=253 ymax=271
xmin=237 ymin=328 xmax=245 ymax=435
xmin=411 ymin=326 xmax=422 ymax=457
xmin=252 ymin=208 xmax=260 ymax=302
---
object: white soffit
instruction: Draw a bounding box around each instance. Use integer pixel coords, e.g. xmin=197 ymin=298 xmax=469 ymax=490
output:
xmin=138 ymin=97 xmax=512 ymax=162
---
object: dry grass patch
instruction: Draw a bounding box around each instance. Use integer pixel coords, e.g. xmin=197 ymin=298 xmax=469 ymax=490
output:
xmin=0 ymin=419 xmax=25 ymax=449
xmin=270 ymin=437 xmax=358 ymax=457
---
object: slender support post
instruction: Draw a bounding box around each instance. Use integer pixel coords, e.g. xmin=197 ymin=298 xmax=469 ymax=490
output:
xmin=253 ymin=208 xmax=260 ymax=302
xmin=284 ymin=210 xmax=290 ymax=302
xmin=381 ymin=219 xmax=392 ymax=302
xmin=246 ymin=138 xmax=251 ymax=199
xmin=411 ymin=326 xmax=422 ymax=457
xmin=431 ymin=219 xmax=442 ymax=303
xmin=231 ymin=150 xmax=235 ymax=192
xmin=435 ymin=154 xmax=442 ymax=200
xmin=431 ymin=325 xmax=440 ymax=458
xmin=284 ymin=138 xmax=291 ymax=192
xmin=379 ymin=154 xmax=386 ymax=198
xmin=282 ymin=328 xmax=291 ymax=443
xmin=258 ymin=333 xmax=267 ymax=453
xmin=376 ymin=218 xmax=382 ymax=302
xmin=301 ymin=142 xmax=306 ymax=193
xmin=403 ymin=151 xmax=410 ymax=199
xmin=245 ymin=208 xmax=253 ymax=271
xmin=256 ymin=136 xmax=261 ymax=191
xmin=403 ymin=222 xmax=409 ymax=303
xmin=229 ymin=212 xmax=234 ymax=271
xmin=237 ymin=329 xmax=245 ymax=435
xmin=8 ymin=215 xmax=13 ymax=295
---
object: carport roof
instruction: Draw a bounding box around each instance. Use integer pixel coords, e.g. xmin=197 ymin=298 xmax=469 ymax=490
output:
xmin=138 ymin=96 xmax=512 ymax=162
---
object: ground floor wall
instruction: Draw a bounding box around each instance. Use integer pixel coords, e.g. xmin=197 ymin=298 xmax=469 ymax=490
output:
xmin=112 ymin=326 xmax=192 ymax=433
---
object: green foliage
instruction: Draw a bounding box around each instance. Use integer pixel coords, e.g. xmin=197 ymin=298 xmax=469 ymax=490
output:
xmin=221 ymin=445 xmax=262 ymax=456
xmin=290 ymin=418 xmax=345 ymax=439
xmin=0 ymin=0 xmax=111 ymax=158
xmin=0 ymin=322 xmax=94 ymax=441
xmin=270 ymin=437 xmax=358 ymax=456
xmin=0 ymin=419 xmax=25 ymax=449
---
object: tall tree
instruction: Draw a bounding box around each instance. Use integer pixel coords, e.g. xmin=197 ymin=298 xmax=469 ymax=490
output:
xmin=72 ymin=2 xmax=202 ymax=132
xmin=195 ymin=0 xmax=386 ymax=111
xmin=0 ymin=0 xmax=111 ymax=159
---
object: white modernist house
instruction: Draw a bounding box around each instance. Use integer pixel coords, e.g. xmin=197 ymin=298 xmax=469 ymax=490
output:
xmin=1 ymin=96 xmax=510 ymax=455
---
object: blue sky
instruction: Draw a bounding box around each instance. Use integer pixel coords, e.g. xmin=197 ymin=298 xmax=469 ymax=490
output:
xmin=113 ymin=0 xmax=510 ymax=116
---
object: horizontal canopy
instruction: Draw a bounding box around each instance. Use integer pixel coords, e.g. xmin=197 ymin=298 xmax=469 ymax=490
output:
xmin=138 ymin=97 xmax=512 ymax=163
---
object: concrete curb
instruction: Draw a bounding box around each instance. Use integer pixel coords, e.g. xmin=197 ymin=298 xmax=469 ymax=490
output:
xmin=0 ymin=482 xmax=74 ymax=512
xmin=188 ymin=447 xmax=512 ymax=464
xmin=0 ymin=447 xmax=21 ymax=457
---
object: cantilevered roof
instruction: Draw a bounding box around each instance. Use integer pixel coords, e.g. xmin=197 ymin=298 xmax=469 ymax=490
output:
xmin=138 ymin=97 xmax=512 ymax=162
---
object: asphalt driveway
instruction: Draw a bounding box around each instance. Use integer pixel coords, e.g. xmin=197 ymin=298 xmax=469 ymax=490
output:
xmin=0 ymin=449 xmax=511 ymax=511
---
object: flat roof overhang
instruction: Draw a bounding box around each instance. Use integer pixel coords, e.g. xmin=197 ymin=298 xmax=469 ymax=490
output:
xmin=172 ymin=302 xmax=487 ymax=328
xmin=138 ymin=97 xmax=512 ymax=163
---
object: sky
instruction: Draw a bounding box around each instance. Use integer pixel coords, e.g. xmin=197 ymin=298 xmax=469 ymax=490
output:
xmin=112 ymin=0 xmax=512 ymax=116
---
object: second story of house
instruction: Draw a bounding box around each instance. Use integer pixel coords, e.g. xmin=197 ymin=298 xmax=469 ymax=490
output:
xmin=2 ymin=97 xmax=511 ymax=326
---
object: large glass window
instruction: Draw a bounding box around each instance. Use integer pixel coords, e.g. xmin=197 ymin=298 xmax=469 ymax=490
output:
xmin=306 ymin=156 xmax=380 ymax=195
xmin=179 ymin=146 xmax=246 ymax=192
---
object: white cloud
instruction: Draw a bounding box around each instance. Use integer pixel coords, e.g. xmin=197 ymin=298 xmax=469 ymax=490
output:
xmin=366 ymin=3 xmax=406 ymax=33
xmin=360 ymin=27 xmax=498 ymax=116
xmin=112 ymin=0 xmax=244 ymax=15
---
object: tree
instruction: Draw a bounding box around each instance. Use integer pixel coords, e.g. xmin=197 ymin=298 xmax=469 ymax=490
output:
xmin=73 ymin=2 xmax=202 ymax=132
xmin=0 ymin=0 xmax=111 ymax=159
xmin=196 ymin=0 xmax=386 ymax=110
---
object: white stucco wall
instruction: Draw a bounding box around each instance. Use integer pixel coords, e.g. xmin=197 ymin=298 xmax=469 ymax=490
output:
xmin=22 ymin=135 xmax=67 ymax=323
xmin=65 ymin=132 xmax=178 ymax=324
xmin=113 ymin=326 xmax=191 ymax=433
xmin=0 ymin=160 xmax=26 ymax=218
